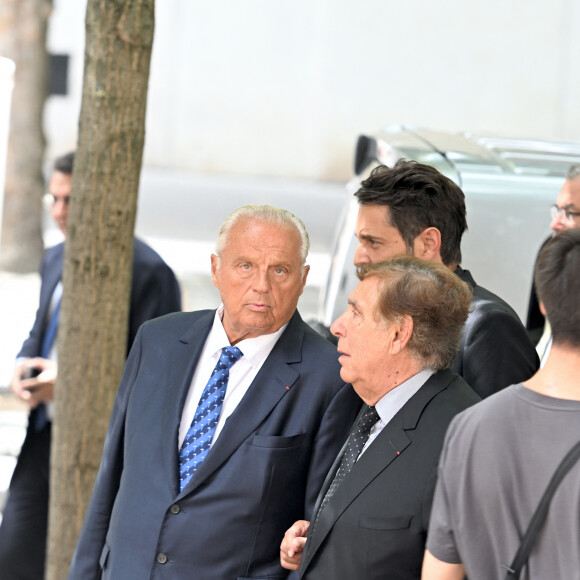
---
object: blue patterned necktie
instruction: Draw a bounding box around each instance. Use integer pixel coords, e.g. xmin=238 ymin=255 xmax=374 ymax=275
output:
xmin=179 ymin=346 xmax=243 ymax=491
xmin=41 ymin=296 xmax=61 ymax=358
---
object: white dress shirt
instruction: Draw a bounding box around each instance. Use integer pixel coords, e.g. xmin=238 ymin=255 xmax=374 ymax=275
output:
xmin=178 ymin=305 xmax=287 ymax=449
xmin=45 ymin=281 xmax=62 ymax=421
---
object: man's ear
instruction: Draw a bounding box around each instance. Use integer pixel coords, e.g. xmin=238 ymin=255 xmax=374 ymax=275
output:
xmin=414 ymin=227 xmax=442 ymax=262
xmin=539 ymin=301 xmax=547 ymax=316
xmin=210 ymin=254 xmax=220 ymax=289
xmin=389 ymin=315 xmax=414 ymax=355
xmin=301 ymin=265 xmax=310 ymax=293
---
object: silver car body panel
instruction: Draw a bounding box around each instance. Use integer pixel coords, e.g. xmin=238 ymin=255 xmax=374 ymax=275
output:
xmin=319 ymin=126 xmax=580 ymax=325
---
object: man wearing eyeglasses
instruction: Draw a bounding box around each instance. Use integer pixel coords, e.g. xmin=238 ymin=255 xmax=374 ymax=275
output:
xmin=526 ymin=163 xmax=580 ymax=357
xmin=549 ymin=165 xmax=580 ymax=233
xmin=0 ymin=152 xmax=182 ymax=580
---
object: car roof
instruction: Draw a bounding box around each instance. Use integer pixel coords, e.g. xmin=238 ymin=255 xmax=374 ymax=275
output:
xmin=357 ymin=126 xmax=580 ymax=186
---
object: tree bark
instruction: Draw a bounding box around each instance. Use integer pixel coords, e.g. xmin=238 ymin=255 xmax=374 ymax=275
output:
xmin=46 ymin=1 xmax=155 ymax=578
xmin=0 ymin=0 xmax=50 ymax=272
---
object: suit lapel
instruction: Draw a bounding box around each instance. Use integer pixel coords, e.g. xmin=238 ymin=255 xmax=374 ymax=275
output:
xmin=302 ymin=418 xmax=411 ymax=571
xmin=178 ymin=312 xmax=305 ymax=498
xmin=40 ymin=244 xmax=65 ymax=321
xmin=159 ymin=311 xmax=214 ymax=494
xmin=309 ymin=405 xmax=365 ymax=519
xmin=47 ymin=244 xmax=64 ymax=288
xmin=301 ymin=370 xmax=455 ymax=573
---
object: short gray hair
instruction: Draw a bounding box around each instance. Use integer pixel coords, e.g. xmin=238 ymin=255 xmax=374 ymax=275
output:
xmin=215 ymin=204 xmax=310 ymax=265
xmin=566 ymin=163 xmax=580 ymax=181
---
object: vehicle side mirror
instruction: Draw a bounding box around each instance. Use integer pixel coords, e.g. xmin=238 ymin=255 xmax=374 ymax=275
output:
xmin=354 ymin=135 xmax=378 ymax=176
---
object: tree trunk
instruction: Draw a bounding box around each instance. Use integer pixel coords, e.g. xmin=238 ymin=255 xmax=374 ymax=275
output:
xmin=46 ymin=1 xmax=155 ymax=578
xmin=0 ymin=0 xmax=50 ymax=273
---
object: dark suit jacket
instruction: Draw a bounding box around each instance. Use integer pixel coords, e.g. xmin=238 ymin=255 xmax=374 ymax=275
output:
xmin=452 ymin=267 xmax=538 ymax=398
xmin=18 ymin=238 xmax=181 ymax=433
xmin=299 ymin=369 xmax=480 ymax=580
xmin=525 ymin=236 xmax=551 ymax=344
xmin=1 ymin=238 xmax=181 ymax=579
xmin=19 ymin=238 xmax=182 ymax=360
xmin=67 ymin=310 xmax=361 ymax=580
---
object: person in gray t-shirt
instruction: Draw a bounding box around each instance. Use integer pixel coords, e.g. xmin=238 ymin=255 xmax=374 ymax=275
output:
xmin=423 ymin=228 xmax=580 ymax=580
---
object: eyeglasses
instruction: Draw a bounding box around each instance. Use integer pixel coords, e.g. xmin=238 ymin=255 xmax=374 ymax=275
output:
xmin=550 ymin=204 xmax=580 ymax=225
xmin=43 ymin=193 xmax=71 ymax=209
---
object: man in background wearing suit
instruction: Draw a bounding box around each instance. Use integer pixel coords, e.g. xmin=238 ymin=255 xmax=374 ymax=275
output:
xmin=0 ymin=152 xmax=182 ymax=580
xmin=280 ymin=256 xmax=480 ymax=579
xmin=350 ymin=160 xmax=538 ymax=398
xmin=67 ymin=205 xmax=360 ymax=579
xmin=526 ymin=162 xmax=580 ymax=357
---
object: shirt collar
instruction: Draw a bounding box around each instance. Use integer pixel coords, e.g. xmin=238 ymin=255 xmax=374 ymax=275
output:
xmin=374 ymin=368 xmax=436 ymax=426
xmin=209 ymin=304 xmax=288 ymax=369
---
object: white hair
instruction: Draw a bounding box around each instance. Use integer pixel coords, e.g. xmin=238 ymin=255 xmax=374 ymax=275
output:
xmin=215 ymin=205 xmax=310 ymax=265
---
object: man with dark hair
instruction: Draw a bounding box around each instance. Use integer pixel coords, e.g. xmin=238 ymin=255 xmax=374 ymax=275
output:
xmin=526 ymin=162 xmax=580 ymax=350
xmin=423 ymin=228 xmax=580 ymax=580
xmin=352 ymin=160 xmax=538 ymax=398
xmin=0 ymin=152 xmax=182 ymax=580
xmin=281 ymin=256 xmax=480 ymax=579
xmin=53 ymin=150 xmax=74 ymax=174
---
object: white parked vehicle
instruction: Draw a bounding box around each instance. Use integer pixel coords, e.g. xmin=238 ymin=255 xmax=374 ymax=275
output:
xmin=317 ymin=126 xmax=580 ymax=328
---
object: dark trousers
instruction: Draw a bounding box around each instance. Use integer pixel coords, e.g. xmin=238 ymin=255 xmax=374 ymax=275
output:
xmin=0 ymin=420 xmax=51 ymax=580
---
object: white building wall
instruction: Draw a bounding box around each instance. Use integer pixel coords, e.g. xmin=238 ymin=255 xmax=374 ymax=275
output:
xmin=45 ymin=0 xmax=580 ymax=182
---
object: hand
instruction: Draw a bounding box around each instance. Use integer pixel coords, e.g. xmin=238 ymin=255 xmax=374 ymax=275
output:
xmin=11 ymin=358 xmax=58 ymax=408
xmin=280 ymin=520 xmax=309 ymax=571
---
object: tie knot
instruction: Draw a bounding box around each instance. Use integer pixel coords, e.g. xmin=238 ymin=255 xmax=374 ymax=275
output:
xmin=358 ymin=405 xmax=380 ymax=435
xmin=218 ymin=346 xmax=243 ymax=370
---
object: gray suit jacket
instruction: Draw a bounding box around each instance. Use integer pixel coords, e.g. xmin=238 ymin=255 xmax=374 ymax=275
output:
xmin=68 ymin=309 xmax=361 ymax=580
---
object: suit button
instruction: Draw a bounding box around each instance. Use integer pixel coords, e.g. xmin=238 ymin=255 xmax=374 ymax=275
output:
xmin=170 ymin=504 xmax=180 ymax=514
xmin=157 ymin=553 xmax=168 ymax=564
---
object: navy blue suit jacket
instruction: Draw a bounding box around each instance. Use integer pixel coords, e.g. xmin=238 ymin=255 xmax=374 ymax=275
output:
xmin=0 ymin=238 xmax=181 ymax=579
xmin=19 ymin=238 xmax=182 ymax=360
xmin=68 ymin=310 xmax=360 ymax=580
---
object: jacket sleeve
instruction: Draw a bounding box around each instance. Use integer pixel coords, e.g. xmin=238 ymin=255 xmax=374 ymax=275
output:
xmin=67 ymin=329 xmax=144 ymax=580
xmin=18 ymin=252 xmax=54 ymax=358
xmin=127 ymin=256 xmax=181 ymax=352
